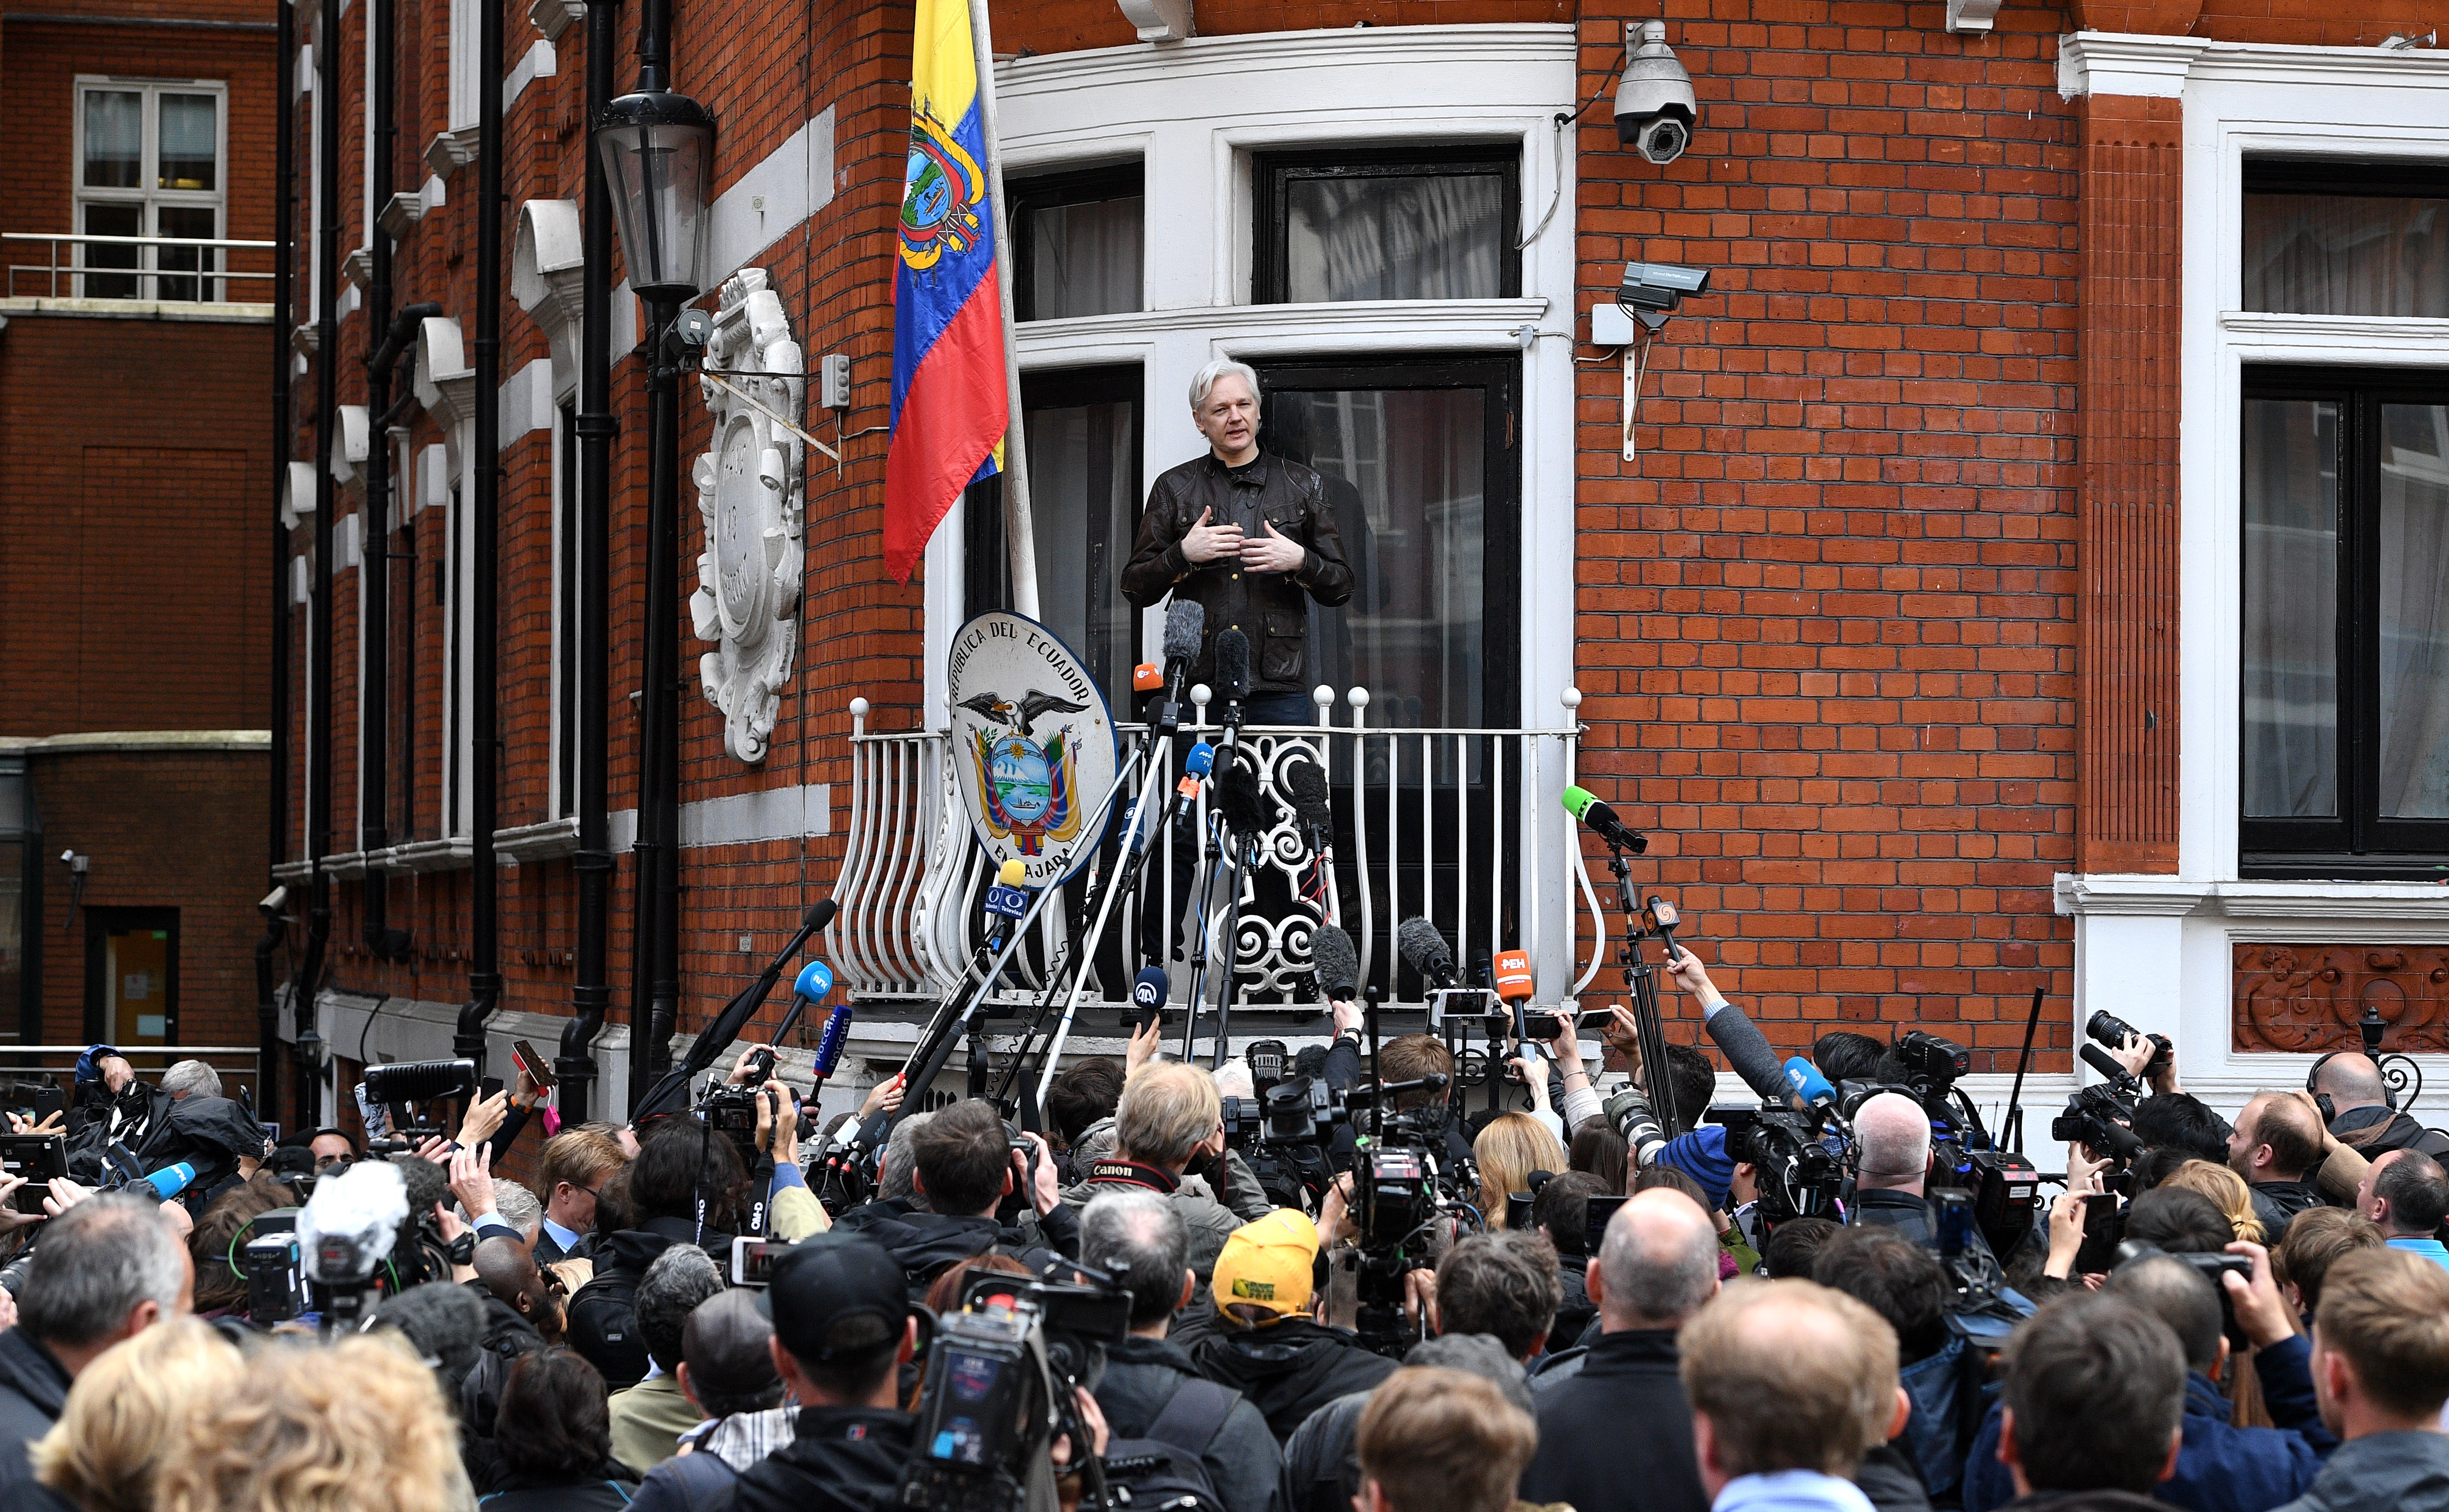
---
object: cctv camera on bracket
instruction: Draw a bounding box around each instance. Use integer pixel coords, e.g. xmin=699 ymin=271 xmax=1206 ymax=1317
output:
xmin=1614 ymin=20 xmax=1697 ymax=166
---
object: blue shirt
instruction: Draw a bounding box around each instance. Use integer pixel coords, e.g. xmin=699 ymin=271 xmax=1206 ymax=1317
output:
xmin=2387 ymin=1236 xmax=2449 ymax=1273
xmin=541 ymin=1215 xmax=586 ymax=1255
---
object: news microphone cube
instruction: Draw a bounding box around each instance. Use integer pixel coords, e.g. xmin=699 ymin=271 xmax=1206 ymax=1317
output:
xmin=1134 ymin=662 xmax=1163 ymax=692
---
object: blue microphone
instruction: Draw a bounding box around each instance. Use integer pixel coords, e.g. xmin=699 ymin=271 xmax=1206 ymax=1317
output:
xmin=812 ymin=1002 xmax=854 ymax=1083
xmin=1175 ymin=742 xmax=1215 ymax=798
xmin=1782 ymin=1057 xmax=1843 ymax=1127
xmin=140 ymin=1161 xmax=197 ymax=1201
xmin=793 ymin=960 xmax=834 ymax=1004
xmin=1130 ymin=966 xmax=1168 ymax=1029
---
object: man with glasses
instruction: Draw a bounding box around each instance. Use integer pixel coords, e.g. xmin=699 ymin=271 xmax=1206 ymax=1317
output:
xmin=533 ymin=1126 xmax=628 ymax=1263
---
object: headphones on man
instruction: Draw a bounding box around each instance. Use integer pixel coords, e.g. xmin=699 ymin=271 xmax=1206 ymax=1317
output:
xmin=2305 ymin=1049 xmax=2397 ymax=1123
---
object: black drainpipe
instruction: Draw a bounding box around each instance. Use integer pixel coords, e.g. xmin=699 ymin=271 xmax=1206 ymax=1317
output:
xmin=259 ymin=0 xmax=296 ymax=1115
xmin=359 ymin=0 xmax=409 ymax=967
xmin=294 ymin=0 xmax=344 ymax=1133
xmin=560 ymin=0 xmax=621 ymax=1120
xmin=456 ymin=0 xmax=504 ymax=1073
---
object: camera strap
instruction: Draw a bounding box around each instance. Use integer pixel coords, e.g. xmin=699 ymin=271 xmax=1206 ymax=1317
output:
xmin=1083 ymin=1159 xmax=1178 ymax=1194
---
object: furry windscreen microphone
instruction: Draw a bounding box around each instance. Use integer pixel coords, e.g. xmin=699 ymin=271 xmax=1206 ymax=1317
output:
xmin=1212 ymin=748 xmax=1280 ymax=836
xmin=1396 ymin=917 xmax=1460 ymax=990
xmin=1311 ymin=924 xmax=1360 ymax=999
xmin=1283 ymin=760 xmax=1331 ymax=835
xmin=1162 ymin=599 xmax=1205 ymax=664
xmin=1213 ymin=627 xmax=1251 ymax=701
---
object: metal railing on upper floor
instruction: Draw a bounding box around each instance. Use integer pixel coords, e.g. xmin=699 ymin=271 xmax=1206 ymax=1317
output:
xmin=4 ymin=231 xmax=276 ymax=305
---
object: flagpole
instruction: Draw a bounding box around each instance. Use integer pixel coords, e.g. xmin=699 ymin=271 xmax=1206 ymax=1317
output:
xmin=968 ymin=0 xmax=1040 ymax=620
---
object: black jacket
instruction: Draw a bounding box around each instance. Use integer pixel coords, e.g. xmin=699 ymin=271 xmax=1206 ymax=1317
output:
xmin=830 ymin=1204 xmax=1078 ymax=1299
xmin=1855 ymin=1441 xmax=1935 ymax=1512
xmin=1551 ymin=1256 xmax=1597 ymax=1348
xmin=0 ymin=1327 xmax=72 ymax=1498
xmin=1121 ymin=450 xmax=1355 ymax=696
xmin=1190 ymin=1317 xmax=1397 ymax=1443
xmin=1518 ymin=1329 xmax=1708 ymax=1512
xmin=2248 ymin=1180 xmax=2329 ymax=1245
xmin=475 ymin=1472 xmax=640 ymax=1511
xmin=2271 ymin=1432 xmax=2449 ymax=1512
xmin=729 ymin=1406 xmax=917 ymax=1512
xmin=1852 ymin=1188 xmax=2001 ymax=1270
xmin=567 ymin=1215 xmax=732 ymax=1391
xmin=2329 ymin=1108 xmax=2449 ymax=1162
xmin=1096 ymin=1334 xmax=1281 ymax=1512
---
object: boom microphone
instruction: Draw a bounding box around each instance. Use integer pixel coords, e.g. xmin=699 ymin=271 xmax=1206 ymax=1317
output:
xmin=1311 ymin=924 xmax=1360 ymax=1001
xmin=1163 ymin=598 xmax=1206 ymax=666
xmin=1284 ymin=760 xmax=1331 ymax=855
xmin=1396 ymin=917 xmax=1460 ymax=991
xmin=1214 ymin=628 xmax=1251 ymax=709
xmin=1561 ymin=785 xmax=1647 ymax=854
xmin=1214 ymin=749 xmax=1279 ymax=837
xmin=361 ymin=1057 xmax=478 ymax=1106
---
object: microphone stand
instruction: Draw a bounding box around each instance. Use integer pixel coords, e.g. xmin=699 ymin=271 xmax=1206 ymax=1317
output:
xmin=631 ymin=905 xmax=831 ymax=1121
xmin=1183 ymin=692 xmax=1250 ymax=1067
xmin=1604 ymin=843 xmax=1683 ymax=1141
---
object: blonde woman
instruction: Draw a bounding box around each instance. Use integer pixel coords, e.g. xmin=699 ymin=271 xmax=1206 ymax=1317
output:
xmin=2162 ymin=1158 xmax=2267 ymax=1246
xmin=155 ymin=1332 xmax=473 ymax=1512
xmin=31 ymin=1316 xmax=243 ymax=1512
xmin=1474 ymin=1111 xmax=1566 ymax=1232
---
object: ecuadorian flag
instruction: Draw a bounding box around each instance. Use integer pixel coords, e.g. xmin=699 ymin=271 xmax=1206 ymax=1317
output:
xmin=883 ymin=0 xmax=1008 ymax=585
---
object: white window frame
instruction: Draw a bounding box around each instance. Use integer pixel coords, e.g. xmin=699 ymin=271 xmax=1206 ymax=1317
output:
xmin=2055 ymin=34 xmax=2449 ymax=1117
xmin=71 ymin=76 xmax=228 ymax=301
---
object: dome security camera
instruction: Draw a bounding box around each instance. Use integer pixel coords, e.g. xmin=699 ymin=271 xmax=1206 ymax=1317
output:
xmin=1614 ymin=20 xmax=1698 ymax=166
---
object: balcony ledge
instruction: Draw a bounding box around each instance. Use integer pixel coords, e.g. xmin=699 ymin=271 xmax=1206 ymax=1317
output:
xmin=0 ymin=296 xmax=273 ymax=324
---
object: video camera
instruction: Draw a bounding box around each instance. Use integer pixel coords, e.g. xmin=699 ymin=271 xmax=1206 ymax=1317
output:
xmin=899 ymin=1264 xmax=1132 ymax=1512
xmin=358 ymin=1058 xmax=476 ymax=1154
xmin=1707 ymin=1106 xmax=1842 ymax=1227
xmin=697 ymin=1063 xmax=818 ymax=1174
xmin=2051 ymin=1082 xmax=2142 ymax=1170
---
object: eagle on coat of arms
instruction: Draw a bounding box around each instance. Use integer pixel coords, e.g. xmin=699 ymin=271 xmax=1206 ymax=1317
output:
xmin=961 ymin=688 xmax=1090 ymax=855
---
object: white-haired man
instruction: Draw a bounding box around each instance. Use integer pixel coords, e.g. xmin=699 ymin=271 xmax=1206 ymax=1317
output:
xmin=1847 ymin=1091 xmax=1999 ymax=1269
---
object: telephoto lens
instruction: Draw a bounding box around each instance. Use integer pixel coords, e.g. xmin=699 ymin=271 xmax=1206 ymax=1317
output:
xmin=2084 ymin=1011 xmax=2171 ymax=1076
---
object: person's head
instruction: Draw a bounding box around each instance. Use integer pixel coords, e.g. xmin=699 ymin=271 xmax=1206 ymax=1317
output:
xmin=483 ymin=1179 xmax=544 ymax=1246
xmin=2309 ymin=1247 xmax=2449 ymax=1435
xmin=1379 ymin=1035 xmax=1456 ymax=1113
xmin=156 ymin=1333 xmax=468 ymax=1512
xmin=679 ymin=1288 xmax=785 ymax=1418
xmin=1811 ymin=1226 xmax=1951 ymax=1365
xmin=1212 ymin=1209 xmax=1320 ymax=1330
xmin=1630 ymin=1162 xmax=1712 ymax=1212
xmin=495 ymin=1347 xmax=612 ymax=1484
xmin=1761 ymin=1216 xmax=1842 ymax=1279
xmin=2121 ymin=1185 xmax=2234 ymax=1254
xmin=1473 ymin=1112 xmax=1564 ymax=1231
xmin=1680 ymin=1279 xmax=1906 ymax=1493
xmin=1590 ymin=1186 xmax=1720 ymax=1331
xmin=1812 ymin=1033 xmax=1898 ymax=1083
xmin=588 ymin=1165 xmax=635 ymax=1241
xmin=366 ymin=1280 xmax=489 ymax=1398
xmin=1853 ymin=1092 xmax=1932 ymax=1194
xmin=472 ymin=1236 xmax=564 ymax=1341
xmin=1046 ymin=1056 xmax=1125 ymax=1148
xmin=187 ymin=1173 xmax=294 ymax=1315
xmin=160 ymin=1060 xmax=220 ymax=1102
xmin=1188 ymin=358 xmax=1261 ymax=463
xmin=1435 ymin=1230 xmax=1562 ymax=1362
xmin=1533 ymin=1169 xmax=1608 ymax=1259
xmin=2105 ymin=1254 xmax=2227 ymax=1377
xmin=1355 ymin=1366 xmax=1538 ymax=1512
xmin=2310 ymin=1053 xmax=2390 ymax=1116
xmin=635 ymin=1242 xmax=726 ymax=1375
xmin=761 ymin=1234 xmax=916 ymax=1409
xmin=628 ymin=1120 xmax=748 ymax=1230
xmin=534 ymin=1127 xmax=625 ymax=1233
xmin=1080 ymin=1188 xmax=1193 ymax=1333
xmin=2361 ymin=1148 xmax=2449 ymax=1239
xmin=1640 ymin=1043 xmax=1717 ymax=1131
xmin=2272 ymin=1206 xmax=2384 ymax=1319
xmin=1568 ymin=1120 xmax=1628 ymax=1194
xmin=2156 ymin=1159 xmax=2265 ymax=1245
xmin=2228 ymin=1092 xmax=2323 ymax=1184
xmin=2131 ymin=1093 xmax=2230 ymax=1165
xmin=1114 ymin=1063 xmax=1224 ymax=1176
xmin=1998 ymin=1294 xmax=2187 ymax=1496
xmin=19 ymin=1190 xmax=191 ymax=1372
xmin=879 ymin=1109 xmax=934 ymax=1205
xmin=908 ymin=1099 xmax=1019 ymax=1218
xmin=31 ymin=1316 xmax=243 ymax=1512
xmin=307 ymin=1129 xmax=357 ymax=1171
xmin=923 ymin=1254 xmax=1032 ymax=1317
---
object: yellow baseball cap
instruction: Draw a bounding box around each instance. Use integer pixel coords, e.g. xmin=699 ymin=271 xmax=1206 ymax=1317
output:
xmin=1213 ymin=1208 xmax=1319 ymax=1320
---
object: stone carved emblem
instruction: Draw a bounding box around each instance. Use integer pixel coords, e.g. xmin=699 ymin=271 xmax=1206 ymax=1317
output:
xmin=691 ymin=270 xmax=806 ymax=763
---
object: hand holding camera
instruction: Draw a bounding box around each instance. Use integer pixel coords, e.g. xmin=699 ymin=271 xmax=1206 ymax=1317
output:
xmin=2220 ymin=1240 xmax=2299 ymax=1349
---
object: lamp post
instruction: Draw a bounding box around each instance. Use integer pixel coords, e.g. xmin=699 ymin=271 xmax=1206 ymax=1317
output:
xmin=595 ymin=0 xmax=711 ymax=1112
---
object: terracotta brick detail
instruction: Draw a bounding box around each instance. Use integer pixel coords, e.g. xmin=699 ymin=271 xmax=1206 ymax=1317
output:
xmin=2234 ymin=943 xmax=2449 ymax=1054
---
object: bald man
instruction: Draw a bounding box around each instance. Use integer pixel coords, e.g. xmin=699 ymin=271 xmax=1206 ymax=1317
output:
xmin=2311 ymin=1054 xmax=2449 ymax=1161
xmin=1844 ymin=1091 xmax=2007 ymax=1278
xmin=2228 ymin=1092 xmax=2330 ymax=1245
xmin=472 ymin=1234 xmax=564 ymax=1345
xmin=1518 ymin=1188 xmax=1717 ymax=1512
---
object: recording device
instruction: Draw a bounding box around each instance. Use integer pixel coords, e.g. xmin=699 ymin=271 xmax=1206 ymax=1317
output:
xmin=1505 ymin=1189 xmax=1536 ymax=1232
xmin=1284 ymin=759 xmax=1332 ymax=858
xmin=1561 ymin=785 xmax=1646 ymax=853
xmin=1246 ymin=1039 xmax=1289 ymax=1092
xmin=298 ymin=1158 xmax=410 ymax=1334
xmin=1493 ymin=949 xmax=1533 ymax=1004
xmin=0 ymin=1134 xmax=67 ymax=1216
xmin=1782 ymin=1057 xmax=1842 ymax=1125
xmin=2085 ymin=1011 xmax=2171 ymax=1080
xmin=1129 ymin=967 xmax=1168 ymax=1033
xmin=1214 ymin=627 xmax=1252 ymax=726
xmin=1175 ymin=741 xmax=1215 ymax=799
xmin=730 ymin=1234 xmax=788 ymax=1287
xmin=1133 ymin=663 xmax=1162 ymax=692
xmin=1617 ymin=260 xmax=1710 ymax=325
xmin=804 ymin=967 xmax=851 ymax=1078
xmin=1213 ymin=747 xmax=1279 ymax=838
xmin=1933 ymin=1187 xmax=1977 ymax=1258
xmin=1397 ymin=917 xmax=1460 ymax=991
xmin=899 ymin=1266 xmax=1132 ymax=1512
xmin=1712 ymin=1106 xmax=1845 ymax=1229
xmin=1614 ymin=22 xmax=1699 ymax=165
xmin=3 ymin=1079 xmax=65 ymax=1123
xmin=1150 ymin=599 xmax=1206 ymax=733
xmin=362 ymin=1057 xmax=478 ymax=1106
xmin=2078 ymin=1042 xmax=2148 ymax=1100
xmin=137 ymin=1161 xmax=197 ymax=1201
xmin=509 ymin=1039 xmax=556 ymax=1090
xmin=1896 ymin=1031 xmax=1972 ymax=1089
xmin=1606 ymin=1086 xmax=1669 ymax=1165
xmin=243 ymin=1210 xmax=305 ymax=1325
xmin=1312 ymin=924 xmax=1360 ymax=1002
xmin=2052 ymin=1083 xmax=2142 ymax=1164
xmin=983 ymin=859 xmax=1029 ymax=933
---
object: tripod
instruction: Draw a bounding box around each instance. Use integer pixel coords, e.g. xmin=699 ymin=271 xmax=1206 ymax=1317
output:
xmin=1603 ymin=845 xmax=1685 ymax=1140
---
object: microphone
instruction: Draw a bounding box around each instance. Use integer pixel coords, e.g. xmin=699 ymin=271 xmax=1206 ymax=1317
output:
xmin=298 ymin=1158 xmax=410 ymax=1287
xmin=1561 ymin=785 xmax=1646 ymax=854
xmin=1702 ymin=998 xmax=1796 ymax=1110
xmin=1130 ymin=966 xmax=1168 ymax=1031
xmin=1214 ymin=628 xmax=1251 ymax=722
xmin=1214 ymin=748 xmax=1279 ymax=837
xmin=1397 ymin=917 xmax=1459 ymax=991
xmin=1782 ymin=1056 xmax=1848 ymax=1130
xmin=1150 ymin=599 xmax=1206 ymax=731
xmin=2080 ymin=1043 xmax=2147 ymax=1100
xmin=1174 ymin=741 xmax=1215 ymax=800
xmin=983 ymin=859 xmax=1029 ymax=945
xmin=803 ymin=899 xmax=838 ymax=933
xmin=1134 ymin=663 xmax=1163 ymax=693
xmin=792 ymin=960 xmax=834 ymax=1005
xmin=1283 ymin=760 xmax=1331 ymax=856
xmin=140 ymin=1161 xmax=197 ymax=1201
xmin=1311 ymin=924 xmax=1360 ymax=1001
xmin=811 ymin=999 xmax=855 ymax=1082
xmin=1493 ymin=949 xmax=1533 ymax=1003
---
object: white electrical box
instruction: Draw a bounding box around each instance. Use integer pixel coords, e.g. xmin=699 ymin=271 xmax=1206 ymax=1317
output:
xmin=820 ymin=353 xmax=851 ymax=409
xmin=1591 ymin=302 xmax=1637 ymax=346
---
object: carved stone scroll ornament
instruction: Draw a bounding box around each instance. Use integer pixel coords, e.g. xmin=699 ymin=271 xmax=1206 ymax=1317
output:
xmin=2232 ymin=943 xmax=2449 ymax=1055
xmin=690 ymin=270 xmax=806 ymax=763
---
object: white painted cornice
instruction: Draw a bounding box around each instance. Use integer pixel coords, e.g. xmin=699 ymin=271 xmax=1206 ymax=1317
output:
xmin=2056 ymin=872 xmax=2449 ymax=923
xmin=414 ymin=316 xmax=476 ymax=429
xmin=2060 ymin=30 xmax=2449 ymax=99
xmin=995 ymin=22 xmax=1574 ymax=98
xmin=512 ymin=199 xmax=585 ymax=330
xmin=1016 ymin=297 xmax=1553 ymax=363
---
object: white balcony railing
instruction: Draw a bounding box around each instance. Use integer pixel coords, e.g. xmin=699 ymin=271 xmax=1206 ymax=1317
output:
xmin=827 ymin=687 xmax=1612 ymax=1014
xmin=4 ymin=231 xmax=275 ymax=305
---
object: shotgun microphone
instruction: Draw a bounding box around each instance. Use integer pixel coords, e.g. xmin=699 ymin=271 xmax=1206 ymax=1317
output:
xmin=1396 ymin=917 xmax=1460 ymax=991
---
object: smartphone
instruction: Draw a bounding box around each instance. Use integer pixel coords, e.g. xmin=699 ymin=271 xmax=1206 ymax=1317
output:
xmin=731 ymin=1235 xmax=790 ymax=1287
xmin=1584 ymin=1194 xmax=1630 ymax=1255
xmin=0 ymin=1134 xmax=67 ymax=1216
xmin=1518 ymin=1010 xmax=1616 ymax=1041
xmin=1932 ymin=1186 xmax=1976 ymax=1258
xmin=2073 ymin=1192 xmax=2126 ymax=1277
xmin=510 ymin=1039 xmax=556 ymax=1090
xmin=478 ymin=1076 xmax=505 ymax=1102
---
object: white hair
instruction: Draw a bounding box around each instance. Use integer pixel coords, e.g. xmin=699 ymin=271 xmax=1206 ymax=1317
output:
xmin=1854 ymin=1092 xmax=1932 ymax=1187
xmin=1188 ymin=358 xmax=1260 ymax=413
xmin=161 ymin=1060 xmax=220 ymax=1100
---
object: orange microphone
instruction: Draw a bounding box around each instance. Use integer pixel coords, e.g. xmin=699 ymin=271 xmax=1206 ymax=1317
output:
xmin=1133 ymin=662 xmax=1163 ymax=693
xmin=1494 ymin=949 xmax=1534 ymax=1002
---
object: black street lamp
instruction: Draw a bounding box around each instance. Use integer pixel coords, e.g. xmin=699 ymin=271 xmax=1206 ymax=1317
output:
xmin=595 ymin=0 xmax=712 ymax=1110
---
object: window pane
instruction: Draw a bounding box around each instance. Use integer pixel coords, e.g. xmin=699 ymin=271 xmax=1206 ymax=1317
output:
xmin=2242 ymin=398 xmax=2340 ymax=819
xmin=159 ymin=93 xmax=217 ymax=190
xmin=2377 ymin=403 xmax=2449 ymax=819
xmin=0 ymin=845 xmax=19 ymax=1031
xmin=82 ymin=90 xmax=141 ymax=188
xmin=81 ymin=202 xmax=142 ymax=299
xmin=1021 ymin=396 xmax=1140 ymax=697
xmin=1265 ymin=387 xmax=1485 ymax=728
xmin=1284 ymin=173 xmax=1503 ymax=302
xmin=155 ymin=205 xmax=216 ymax=301
xmin=1025 ymin=197 xmax=1140 ymax=320
xmin=2242 ymin=194 xmax=2449 ymax=317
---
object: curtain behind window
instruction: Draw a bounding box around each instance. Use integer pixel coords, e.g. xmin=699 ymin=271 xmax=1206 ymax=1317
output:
xmin=2242 ymin=398 xmax=2340 ymax=818
xmin=2242 ymin=194 xmax=2449 ymax=317
xmin=1284 ymin=174 xmax=1503 ymax=303
xmin=2377 ymin=403 xmax=2449 ymax=818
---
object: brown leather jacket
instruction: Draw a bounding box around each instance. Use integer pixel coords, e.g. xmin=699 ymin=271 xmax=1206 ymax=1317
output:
xmin=1119 ymin=450 xmax=1355 ymax=696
